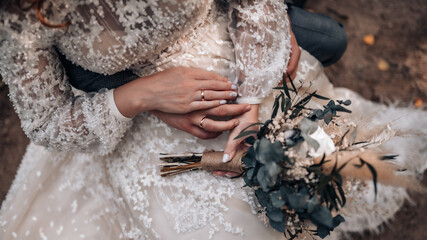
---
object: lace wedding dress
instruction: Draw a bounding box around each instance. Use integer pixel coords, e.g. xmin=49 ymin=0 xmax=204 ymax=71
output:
xmin=1 ymin=0 xmax=426 ymax=239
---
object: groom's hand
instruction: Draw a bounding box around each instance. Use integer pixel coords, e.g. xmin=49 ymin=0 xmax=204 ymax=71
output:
xmin=285 ymin=19 xmax=301 ymax=81
xmin=150 ymin=104 xmax=251 ymax=139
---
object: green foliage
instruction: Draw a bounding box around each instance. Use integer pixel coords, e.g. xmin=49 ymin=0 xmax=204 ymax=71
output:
xmin=353 ymin=158 xmax=378 ymax=198
xmin=239 ymin=73 xmax=352 ymax=239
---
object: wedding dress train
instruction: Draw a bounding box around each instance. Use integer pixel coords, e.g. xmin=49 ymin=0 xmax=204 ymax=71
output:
xmin=1 ymin=0 xmax=426 ymax=239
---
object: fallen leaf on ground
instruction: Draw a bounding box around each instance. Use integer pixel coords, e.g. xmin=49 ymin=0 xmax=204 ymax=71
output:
xmin=377 ymin=59 xmax=390 ymax=71
xmin=363 ymin=35 xmax=375 ymax=46
xmin=414 ymin=98 xmax=423 ymax=108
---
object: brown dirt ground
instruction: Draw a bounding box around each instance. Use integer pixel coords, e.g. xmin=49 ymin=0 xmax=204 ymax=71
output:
xmin=1 ymin=0 xmax=426 ymax=239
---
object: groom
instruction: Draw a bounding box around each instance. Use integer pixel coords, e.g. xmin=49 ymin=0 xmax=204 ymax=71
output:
xmin=60 ymin=1 xmax=347 ymax=136
xmin=286 ymin=0 xmax=347 ymax=67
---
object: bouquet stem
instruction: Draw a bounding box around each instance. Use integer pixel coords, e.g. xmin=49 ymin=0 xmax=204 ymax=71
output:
xmin=159 ymin=150 xmax=246 ymax=177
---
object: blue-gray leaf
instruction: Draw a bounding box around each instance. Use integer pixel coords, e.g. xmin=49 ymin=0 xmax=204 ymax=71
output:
xmin=270 ymin=190 xmax=286 ymax=208
xmin=257 ymin=166 xmax=270 ymax=191
xmin=266 ymin=162 xmax=281 ymax=179
xmin=269 ymin=220 xmax=286 ymax=233
xmin=311 ymin=206 xmax=334 ymax=229
xmin=267 ymin=208 xmax=284 ymax=222
xmin=303 ymin=133 xmax=320 ymax=151
xmin=305 ymin=196 xmax=320 ymax=213
xmin=246 ymin=168 xmax=255 ymax=180
xmin=256 ymin=138 xmax=284 ymax=164
xmin=316 ymin=225 xmax=330 ymax=238
xmin=300 ymin=118 xmax=318 ymax=135
xmin=333 ymin=215 xmax=345 ymax=228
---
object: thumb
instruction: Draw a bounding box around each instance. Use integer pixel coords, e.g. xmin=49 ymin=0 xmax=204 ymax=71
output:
xmin=222 ymin=135 xmax=240 ymax=163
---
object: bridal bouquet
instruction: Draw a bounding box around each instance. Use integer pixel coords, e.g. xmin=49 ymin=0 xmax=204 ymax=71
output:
xmin=159 ymin=74 xmax=415 ymax=239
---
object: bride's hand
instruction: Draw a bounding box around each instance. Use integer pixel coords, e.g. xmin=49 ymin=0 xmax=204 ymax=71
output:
xmin=114 ymin=67 xmax=238 ymax=118
xmin=212 ymin=105 xmax=258 ymax=178
xmin=150 ymin=104 xmax=251 ymax=139
xmin=222 ymin=104 xmax=259 ymax=162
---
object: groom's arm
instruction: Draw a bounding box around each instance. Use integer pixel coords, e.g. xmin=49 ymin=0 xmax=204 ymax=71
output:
xmin=56 ymin=49 xmax=138 ymax=93
xmin=286 ymin=3 xmax=348 ymax=66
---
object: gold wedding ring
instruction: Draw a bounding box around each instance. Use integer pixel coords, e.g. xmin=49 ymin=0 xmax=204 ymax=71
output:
xmin=199 ymin=116 xmax=206 ymax=129
xmin=201 ymin=89 xmax=205 ymax=101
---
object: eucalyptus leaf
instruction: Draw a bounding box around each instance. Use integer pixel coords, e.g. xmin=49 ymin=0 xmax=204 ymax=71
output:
xmin=380 ymin=154 xmax=399 ymax=160
xmin=267 ymin=208 xmax=284 ymax=222
xmin=316 ymin=225 xmax=330 ymax=238
xmin=255 ymin=138 xmax=284 ymax=164
xmin=311 ymin=206 xmax=334 ymax=229
xmin=288 ymin=73 xmax=297 ymax=92
xmin=266 ymin=162 xmax=281 ymax=179
xmin=300 ymin=118 xmax=318 ymax=135
xmin=313 ymin=93 xmax=330 ymax=100
xmin=305 ymin=196 xmax=320 ymax=213
xmin=285 ymin=138 xmax=296 ymax=147
xmin=331 ymin=105 xmax=352 ymax=113
xmin=309 ymin=109 xmax=325 ymax=120
xmin=244 ymin=136 xmax=256 ymax=145
xmin=324 ymin=111 xmax=333 ymax=125
xmin=303 ymin=133 xmax=320 ymax=151
xmin=286 ymin=190 xmax=309 ymax=211
xmin=333 ymin=215 xmax=345 ymax=228
xmin=272 ymin=96 xmax=280 ymax=118
xmin=269 ymin=220 xmax=286 ymax=233
xmin=243 ymin=175 xmax=253 ymax=187
xmin=282 ymin=79 xmax=291 ymax=99
xmin=257 ymin=166 xmax=270 ymax=191
xmin=258 ymin=120 xmax=272 ymax=139
xmin=242 ymin=122 xmax=265 ymax=131
xmin=337 ymin=99 xmax=352 ymax=106
xmin=234 ymin=130 xmax=258 ymax=140
xmin=283 ymin=97 xmax=292 ymax=113
xmin=242 ymin=155 xmax=256 ymax=168
xmin=270 ymin=190 xmax=286 ymax=208
xmin=246 ymin=168 xmax=256 ymax=180
xmin=255 ymin=189 xmax=270 ymax=207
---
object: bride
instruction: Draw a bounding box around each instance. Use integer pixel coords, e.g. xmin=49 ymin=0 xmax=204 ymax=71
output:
xmin=1 ymin=0 xmax=426 ymax=239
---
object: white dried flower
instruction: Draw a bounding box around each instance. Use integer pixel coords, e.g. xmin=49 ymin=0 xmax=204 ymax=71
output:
xmin=308 ymin=127 xmax=336 ymax=158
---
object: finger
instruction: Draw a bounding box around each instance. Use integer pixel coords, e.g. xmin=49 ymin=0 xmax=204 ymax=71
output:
xmin=204 ymin=104 xmax=251 ymax=117
xmin=188 ymin=99 xmax=227 ymax=112
xmin=188 ymin=126 xmax=221 ymax=140
xmin=199 ymin=80 xmax=236 ymax=91
xmin=212 ymin=171 xmax=225 ymax=176
xmin=224 ymin=171 xmax=241 ymax=178
xmin=188 ymin=68 xmax=229 ymax=82
xmin=195 ymin=90 xmax=238 ymax=101
xmin=223 ymin=128 xmax=256 ymax=163
xmin=197 ymin=118 xmax=239 ymax=132
xmin=222 ymin=135 xmax=243 ymax=163
xmin=213 ymin=171 xmax=241 ymax=178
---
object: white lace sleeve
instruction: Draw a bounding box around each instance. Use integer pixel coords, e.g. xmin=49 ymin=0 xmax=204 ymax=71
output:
xmin=0 ymin=14 xmax=132 ymax=156
xmin=227 ymin=0 xmax=291 ymax=104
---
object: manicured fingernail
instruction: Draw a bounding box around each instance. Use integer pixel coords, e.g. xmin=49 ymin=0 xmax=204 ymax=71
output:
xmin=245 ymin=105 xmax=251 ymax=111
xmin=231 ymin=85 xmax=237 ymax=90
xmin=230 ymin=92 xmax=237 ymax=97
xmin=233 ymin=121 xmax=239 ymax=126
xmin=220 ymin=100 xmax=227 ymax=104
xmin=222 ymin=153 xmax=230 ymax=163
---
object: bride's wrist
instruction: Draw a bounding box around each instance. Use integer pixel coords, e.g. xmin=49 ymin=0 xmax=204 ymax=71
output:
xmin=239 ymin=104 xmax=259 ymax=122
xmin=114 ymin=77 xmax=153 ymax=118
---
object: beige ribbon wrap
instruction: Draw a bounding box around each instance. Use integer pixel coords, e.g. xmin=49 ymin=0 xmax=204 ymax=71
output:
xmin=201 ymin=150 xmax=246 ymax=173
